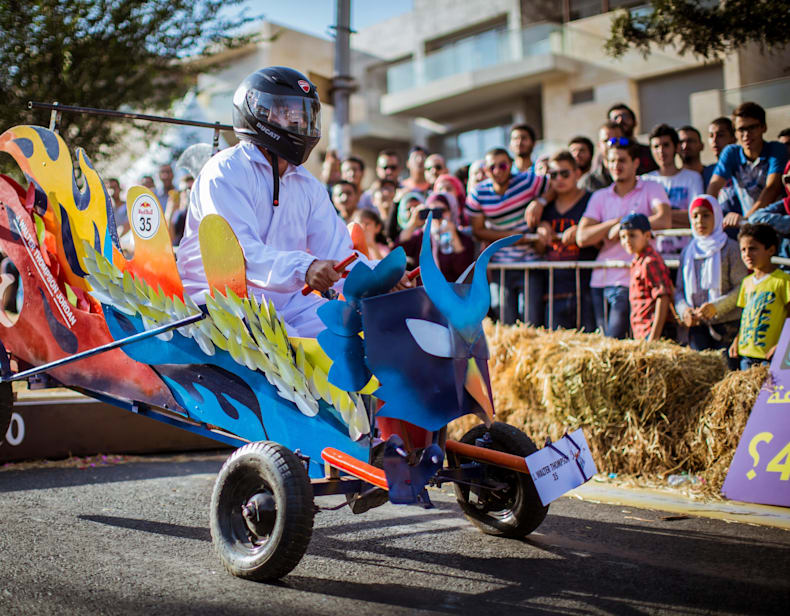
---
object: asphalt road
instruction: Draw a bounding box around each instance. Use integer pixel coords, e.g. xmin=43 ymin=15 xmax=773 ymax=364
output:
xmin=0 ymin=453 xmax=788 ymax=615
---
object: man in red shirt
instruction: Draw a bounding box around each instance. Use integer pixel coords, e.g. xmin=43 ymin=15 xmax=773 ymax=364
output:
xmin=619 ymin=212 xmax=674 ymax=341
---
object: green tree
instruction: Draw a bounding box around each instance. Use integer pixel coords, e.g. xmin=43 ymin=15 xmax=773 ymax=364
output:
xmin=606 ymin=0 xmax=790 ymax=59
xmin=0 ymin=0 xmax=258 ymax=168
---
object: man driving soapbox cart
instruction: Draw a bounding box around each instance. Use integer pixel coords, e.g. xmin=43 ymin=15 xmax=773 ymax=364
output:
xmin=0 ymin=123 xmax=596 ymax=582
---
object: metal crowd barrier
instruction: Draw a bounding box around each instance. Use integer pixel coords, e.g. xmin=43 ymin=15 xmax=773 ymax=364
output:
xmin=487 ymin=228 xmax=790 ymax=328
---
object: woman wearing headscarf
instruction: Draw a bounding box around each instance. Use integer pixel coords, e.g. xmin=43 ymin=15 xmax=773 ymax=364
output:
xmin=385 ymin=191 xmax=423 ymax=245
xmin=674 ymin=194 xmax=748 ymax=365
xmin=395 ymin=192 xmax=475 ymax=280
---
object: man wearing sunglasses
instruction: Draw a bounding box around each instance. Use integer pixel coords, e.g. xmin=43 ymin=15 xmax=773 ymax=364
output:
xmin=467 ymin=147 xmax=550 ymax=325
xmin=359 ymin=149 xmax=402 ymax=212
xmin=580 ymin=121 xmax=623 ymax=193
xmin=707 ymin=102 xmax=788 ymax=226
xmin=424 ymin=154 xmax=447 ymax=186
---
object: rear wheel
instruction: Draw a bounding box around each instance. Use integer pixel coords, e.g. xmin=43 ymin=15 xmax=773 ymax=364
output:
xmin=210 ymin=441 xmax=314 ymax=581
xmin=451 ymin=422 xmax=548 ymax=538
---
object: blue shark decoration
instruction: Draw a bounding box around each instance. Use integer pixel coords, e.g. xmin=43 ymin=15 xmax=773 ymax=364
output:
xmin=317 ymin=248 xmax=407 ymax=392
xmin=317 ymin=216 xmax=521 ymax=432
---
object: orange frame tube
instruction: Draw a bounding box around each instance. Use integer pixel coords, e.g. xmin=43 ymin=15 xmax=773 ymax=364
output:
xmin=445 ymin=439 xmax=530 ymax=474
xmin=321 ymin=447 xmax=388 ymax=490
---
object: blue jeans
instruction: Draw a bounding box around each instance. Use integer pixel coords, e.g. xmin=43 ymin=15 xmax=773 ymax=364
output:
xmin=492 ymin=269 xmax=545 ymax=326
xmin=740 ymin=356 xmax=769 ymax=371
xmin=591 ymin=286 xmax=630 ymax=339
xmin=545 ymin=293 xmax=596 ymax=332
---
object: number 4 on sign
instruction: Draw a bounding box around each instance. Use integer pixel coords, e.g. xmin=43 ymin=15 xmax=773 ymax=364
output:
xmin=766 ymin=442 xmax=790 ymax=480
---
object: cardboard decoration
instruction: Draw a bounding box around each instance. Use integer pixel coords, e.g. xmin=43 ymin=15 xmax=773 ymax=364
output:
xmin=722 ymin=318 xmax=790 ymax=507
xmin=0 ymin=177 xmax=179 ymax=409
xmin=198 ymin=213 xmax=247 ymax=298
xmin=0 ymin=126 xmax=119 ymax=291
xmin=120 ymin=186 xmax=183 ymax=300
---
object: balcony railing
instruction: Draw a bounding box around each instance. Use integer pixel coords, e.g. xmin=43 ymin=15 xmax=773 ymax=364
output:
xmin=385 ymin=23 xmax=564 ymax=93
xmin=722 ymin=77 xmax=790 ymax=113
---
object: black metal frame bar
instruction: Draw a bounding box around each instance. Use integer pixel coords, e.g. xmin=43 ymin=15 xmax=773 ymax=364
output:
xmin=28 ymin=101 xmax=230 ymax=151
xmin=0 ymin=312 xmax=205 ymax=383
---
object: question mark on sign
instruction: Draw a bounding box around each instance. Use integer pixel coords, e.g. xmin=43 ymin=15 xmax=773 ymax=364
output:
xmin=747 ymin=432 xmax=773 ymax=479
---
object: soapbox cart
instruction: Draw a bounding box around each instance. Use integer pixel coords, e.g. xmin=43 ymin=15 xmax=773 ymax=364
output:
xmin=0 ymin=122 xmax=595 ymax=581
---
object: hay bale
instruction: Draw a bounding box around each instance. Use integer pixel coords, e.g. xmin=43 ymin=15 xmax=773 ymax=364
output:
xmin=450 ymin=322 xmax=764 ymax=496
xmin=678 ymin=364 xmax=768 ymax=494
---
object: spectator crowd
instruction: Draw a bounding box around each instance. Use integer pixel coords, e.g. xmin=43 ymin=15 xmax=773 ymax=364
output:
xmin=107 ymin=101 xmax=790 ymax=371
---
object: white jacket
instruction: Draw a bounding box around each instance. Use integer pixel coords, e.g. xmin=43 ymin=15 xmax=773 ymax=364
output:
xmin=177 ymin=142 xmax=360 ymax=337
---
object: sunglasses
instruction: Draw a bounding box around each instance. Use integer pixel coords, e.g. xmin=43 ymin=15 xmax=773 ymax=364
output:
xmin=548 ymin=169 xmax=572 ymax=179
xmin=607 ymin=137 xmax=631 ymax=146
xmin=378 ymin=164 xmax=398 ymax=170
xmin=487 ymin=162 xmax=510 ymax=173
xmin=418 ymin=207 xmax=448 ymax=220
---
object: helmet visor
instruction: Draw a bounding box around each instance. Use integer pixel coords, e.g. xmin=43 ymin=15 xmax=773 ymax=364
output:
xmin=244 ymin=89 xmax=321 ymax=138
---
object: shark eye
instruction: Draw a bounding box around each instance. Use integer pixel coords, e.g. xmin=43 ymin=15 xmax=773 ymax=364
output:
xmin=405 ymin=318 xmax=453 ymax=358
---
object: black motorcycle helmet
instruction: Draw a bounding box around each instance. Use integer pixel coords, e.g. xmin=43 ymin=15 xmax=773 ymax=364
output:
xmin=232 ymin=66 xmax=321 ymax=166
xmin=232 ymin=67 xmax=322 ymax=205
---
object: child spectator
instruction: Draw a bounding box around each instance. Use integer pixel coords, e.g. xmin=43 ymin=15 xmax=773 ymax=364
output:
xmin=748 ymin=161 xmax=790 ymax=267
xmin=351 ymin=209 xmax=390 ymax=260
xmin=536 ymin=151 xmax=596 ymax=331
xmin=619 ymin=213 xmax=674 ymax=341
xmin=331 ymin=180 xmax=359 ymax=222
xmin=730 ymin=223 xmax=790 ymax=369
xmin=675 ymin=196 xmax=747 ymax=365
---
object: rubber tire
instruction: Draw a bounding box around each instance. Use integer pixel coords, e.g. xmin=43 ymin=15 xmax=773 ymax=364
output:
xmin=452 ymin=422 xmax=548 ymax=538
xmin=210 ymin=441 xmax=314 ymax=581
xmin=0 ymin=381 xmax=12 ymax=445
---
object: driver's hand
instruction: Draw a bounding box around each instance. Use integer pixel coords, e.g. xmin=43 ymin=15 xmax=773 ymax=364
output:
xmin=390 ymin=272 xmax=413 ymax=292
xmin=305 ymin=259 xmax=341 ymax=293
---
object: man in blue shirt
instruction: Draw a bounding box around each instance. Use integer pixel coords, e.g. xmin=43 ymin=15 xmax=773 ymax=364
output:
xmin=707 ymin=102 xmax=788 ymax=227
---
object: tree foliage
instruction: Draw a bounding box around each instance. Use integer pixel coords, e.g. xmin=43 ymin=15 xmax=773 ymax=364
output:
xmin=605 ymin=0 xmax=790 ymax=59
xmin=0 ymin=0 xmax=258 ymax=168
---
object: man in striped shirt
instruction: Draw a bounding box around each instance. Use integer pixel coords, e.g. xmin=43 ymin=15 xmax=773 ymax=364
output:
xmin=467 ymin=147 xmax=550 ymax=324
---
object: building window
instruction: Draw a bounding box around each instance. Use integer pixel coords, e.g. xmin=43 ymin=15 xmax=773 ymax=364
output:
xmin=638 ymin=65 xmax=724 ymax=132
xmin=570 ymin=88 xmax=595 ymax=105
xmin=435 ymin=120 xmax=512 ymax=171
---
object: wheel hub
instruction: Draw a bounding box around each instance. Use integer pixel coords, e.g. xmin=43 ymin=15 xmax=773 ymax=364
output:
xmin=241 ymin=492 xmax=276 ymax=538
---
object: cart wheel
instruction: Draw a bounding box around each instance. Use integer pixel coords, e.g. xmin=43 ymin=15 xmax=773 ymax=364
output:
xmin=0 ymin=381 xmax=12 ymax=444
xmin=210 ymin=441 xmax=314 ymax=581
xmin=451 ymin=422 xmax=548 ymax=538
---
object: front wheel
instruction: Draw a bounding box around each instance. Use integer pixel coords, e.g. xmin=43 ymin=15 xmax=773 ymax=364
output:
xmin=210 ymin=441 xmax=314 ymax=581
xmin=451 ymin=422 xmax=548 ymax=538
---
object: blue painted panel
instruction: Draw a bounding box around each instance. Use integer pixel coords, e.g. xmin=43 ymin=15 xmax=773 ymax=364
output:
xmin=103 ymin=305 xmax=368 ymax=478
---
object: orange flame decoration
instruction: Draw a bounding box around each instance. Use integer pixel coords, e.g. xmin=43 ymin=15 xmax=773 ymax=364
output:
xmin=0 ymin=126 xmax=182 ymax=300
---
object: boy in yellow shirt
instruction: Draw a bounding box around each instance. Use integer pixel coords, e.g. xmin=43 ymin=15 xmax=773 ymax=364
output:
xmin=729 ymin=223 xmax=790 ymax=369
